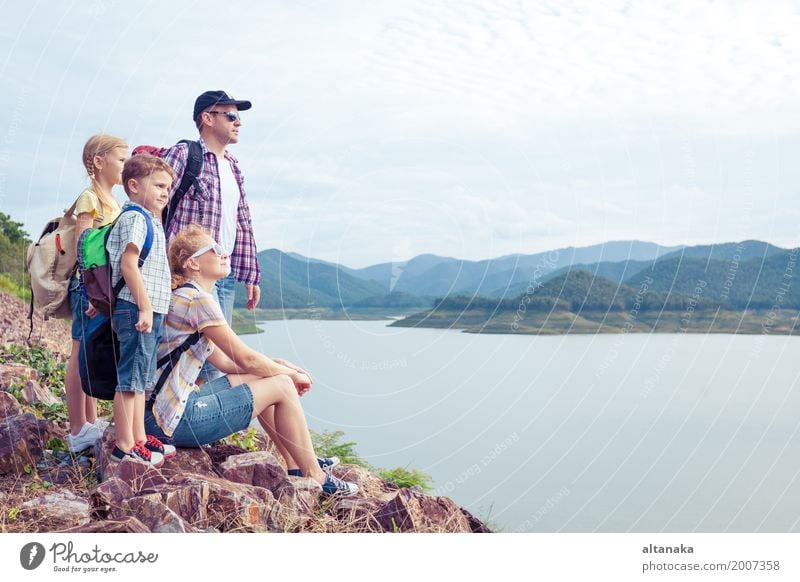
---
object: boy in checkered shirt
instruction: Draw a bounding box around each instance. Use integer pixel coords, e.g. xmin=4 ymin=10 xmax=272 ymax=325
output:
xmin=106 ymin=154 xmax=177 ymax=466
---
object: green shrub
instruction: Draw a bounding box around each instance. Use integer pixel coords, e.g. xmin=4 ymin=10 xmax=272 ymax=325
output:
xmin=0 ymin=272 xmax=30 ymax=302
xmin=310 ymin=430 xmax=368 ymax=467
xmin=226 ymin=427 xmax=261 ymax=452
xmin=377 ymin=466 xmax=433 ymax=493
xmin=0 ymin=344 xmax=65 ymax=391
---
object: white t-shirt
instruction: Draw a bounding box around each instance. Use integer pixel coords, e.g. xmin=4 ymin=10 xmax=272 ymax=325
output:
xmin=218 ymin=157 xmax=240 ymax=255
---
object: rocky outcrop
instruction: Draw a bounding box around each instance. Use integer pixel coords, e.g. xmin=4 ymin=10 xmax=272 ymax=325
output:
xmin=374 ymin=487 xmax=472 ymax=533
xmin=5 ymin=416 xmax=491 ymax=533
xmin=0 ymin=391 xmax=22 ymax=419
xmin=21 ymin=378 xmax=61 ymax=406
xmin=0 ymin=291 xmax=71 ymax=352
xmin=20 ymin=490 xmax=91 ymax=528
xmin=0 ymin=288 xmax=491 ymax=533
xmin=0 ymin=412 xmax=53 ymax=474
xmin=63 ymin=517 xmax=151 ymax=533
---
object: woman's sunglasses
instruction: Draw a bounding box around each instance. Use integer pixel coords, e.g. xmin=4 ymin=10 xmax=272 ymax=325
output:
xmin=190 ymin=242 xmax=225 ymax=259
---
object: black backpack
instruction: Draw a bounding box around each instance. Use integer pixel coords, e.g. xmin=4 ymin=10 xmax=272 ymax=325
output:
xmin=79 ymin=286 xmax=200 ymax=400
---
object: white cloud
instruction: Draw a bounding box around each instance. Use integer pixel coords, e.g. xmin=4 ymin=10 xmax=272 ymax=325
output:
xmin=2 ymin=1 xmax=800 ymax=265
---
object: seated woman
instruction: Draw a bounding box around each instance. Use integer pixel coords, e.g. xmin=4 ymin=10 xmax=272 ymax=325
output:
xmin=143 ymin=225 xmax=357 ymax=496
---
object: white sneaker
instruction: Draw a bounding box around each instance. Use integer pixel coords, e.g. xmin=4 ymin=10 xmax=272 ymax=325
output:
xmin=93 ymin=418 xmax=110 ymax=432
xmin=66 ymin=422 xmax=104 ymax=453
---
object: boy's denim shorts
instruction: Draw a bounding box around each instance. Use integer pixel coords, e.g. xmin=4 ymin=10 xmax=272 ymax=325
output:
xmin=144 ymin=375 xmax=254 ymax=447
xmin=112 ymin=299 xmax=164 ymax=394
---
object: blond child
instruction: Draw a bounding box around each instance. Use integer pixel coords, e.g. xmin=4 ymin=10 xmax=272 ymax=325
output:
xmin=65 ymin=135 xmax=128 ymax=453
xmin=106 ymin=154 xmax=176 ymax=465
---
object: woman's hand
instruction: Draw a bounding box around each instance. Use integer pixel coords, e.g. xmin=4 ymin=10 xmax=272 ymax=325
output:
xmin=274 ymin=358 xmax=313 ymax=384
xmin=291 ymin=372 xmax=312 ymax=396
xmin=85 ymin=304 xmax=98 ymax=318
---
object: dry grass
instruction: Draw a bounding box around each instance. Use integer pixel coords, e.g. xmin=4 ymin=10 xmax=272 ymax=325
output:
xmin=0 ymin=466 xmax=94 ymax=533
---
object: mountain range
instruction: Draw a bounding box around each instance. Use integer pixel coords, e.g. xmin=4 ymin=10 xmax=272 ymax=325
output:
xmin=235 ymin=239 xmax=798 ymax=314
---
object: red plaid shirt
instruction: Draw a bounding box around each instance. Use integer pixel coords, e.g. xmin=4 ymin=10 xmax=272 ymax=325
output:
xmin=161 ymin=138 xmax=260 ymax=285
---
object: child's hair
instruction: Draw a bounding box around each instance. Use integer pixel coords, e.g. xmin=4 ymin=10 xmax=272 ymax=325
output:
xmin=168 ymin=225 xmax=210 ymax=288
xmin=121 ymin=154 xmax=176 ymax=196
xmin=82 ymin=134 xmax=128 ymax=203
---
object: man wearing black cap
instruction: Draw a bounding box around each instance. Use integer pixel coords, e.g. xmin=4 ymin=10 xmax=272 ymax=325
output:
xmin=162 ymin=90 xmax=261 ymax=324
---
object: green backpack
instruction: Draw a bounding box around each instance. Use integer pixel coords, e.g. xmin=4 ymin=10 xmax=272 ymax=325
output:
xmin=76 ymin=206 xmax=154 ymax=316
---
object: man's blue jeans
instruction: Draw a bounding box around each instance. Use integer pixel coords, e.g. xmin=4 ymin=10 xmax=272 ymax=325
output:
xmin=199 ymin=272 xmax=237 ymax=382
xmin=213 ymin=271 xmax=237 ymax=326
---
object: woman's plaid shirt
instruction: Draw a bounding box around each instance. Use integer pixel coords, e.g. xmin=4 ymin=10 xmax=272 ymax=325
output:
xmin=161 ymin=138 xmax=261 ymax=285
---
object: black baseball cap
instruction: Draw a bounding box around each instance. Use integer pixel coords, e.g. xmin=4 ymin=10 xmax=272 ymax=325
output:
xmin=193 ymin=90 xmax=252 ymax=122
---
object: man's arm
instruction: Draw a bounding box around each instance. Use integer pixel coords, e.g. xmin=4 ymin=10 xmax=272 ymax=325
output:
xmin=234 ymin=188 xmax=261 ymax=308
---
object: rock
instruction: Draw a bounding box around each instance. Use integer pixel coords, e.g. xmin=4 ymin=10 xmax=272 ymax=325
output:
xmin=145 ymin=480 xmax=209 ymax=527
xmin=90 ymin=477 xmax=135 ymax=520
xmin=21 ymin=490 xmax=91 ymax=528
xmin=38 ymin=465 xmax=76 ymax=485
xmin=0 ymin=363 xmax=40 ymax=391
xmin=374 ymin=488 xmax=472 ymax=533
xmin=0 ymin=291 xmax=72 ymax=350
xmin=93 ymin=424 xmax=115 ymax=482
xmin=124 ymin=494 xmax=192 ymax=533
xmin=0 ymin=391 xmax=22 ymax=419
xmin=0 ymin=413 xmax=53 ymax=475
xmin=218 ymin=451 xmax=291 ymax=494
xmin=160 ymin=447 xmax=217 ymax=479
xmin=111 ymin=457 xmax=167 ymax=493
xmin=331 ymin=464 xmax=395 ymax=500
xmin=281 ymin=476 xmax=323 ymax=515
xmin=460 ymin=507 xmax=492 ymax=533
xmin=21 ymin=379 xmax=61 ymax=406
xmin=217 ymin=450 xmax=322 ymax=516
xmin=205 ymin=443 xmax=249 ymax=468
xmin=170 ymin=472 xmax=285 ymax=532
xmin=333 ymin=497 xmax=384 ymax=532
xmin=62 ymin=516 xmax=151 ymax=533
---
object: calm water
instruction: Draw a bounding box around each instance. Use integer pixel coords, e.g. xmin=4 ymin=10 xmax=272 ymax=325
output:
xmin=242 ymin=320 xmax=800 ymax=532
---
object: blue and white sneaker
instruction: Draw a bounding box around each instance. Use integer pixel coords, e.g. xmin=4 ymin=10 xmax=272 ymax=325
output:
xmin=321 ymin=473 xmax=358 ymax=496
xmin=318 ymin=456 xmax=340 ymax=471
xmin=288 ymin=457 xmax=341 ymax=477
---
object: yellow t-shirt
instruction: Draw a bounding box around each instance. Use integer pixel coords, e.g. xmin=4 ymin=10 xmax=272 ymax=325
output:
xmin=73 ymin=188 xmax=121 ymax=227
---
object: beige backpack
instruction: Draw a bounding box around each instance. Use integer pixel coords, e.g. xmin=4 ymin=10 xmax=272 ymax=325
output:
xmin=26 ymin=200 xmax=79 ymax=320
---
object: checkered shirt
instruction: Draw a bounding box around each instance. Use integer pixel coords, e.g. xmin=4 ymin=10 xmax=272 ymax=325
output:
xmin=150 ymin=284 xmax=227 ymax=436
xmin=161 ymin=138 xmax=261 ymax=285
xmin=107 ymin=201 xmax=171 ymax=314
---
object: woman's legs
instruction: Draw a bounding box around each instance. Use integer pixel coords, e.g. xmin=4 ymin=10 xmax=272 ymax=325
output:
xmin=257 ymin=406 xmax=299 ymax=469
xmin=229 ymin=373 xmax=325 ymax=483
xmin=226 ymin=373 xmax=298 ymax=467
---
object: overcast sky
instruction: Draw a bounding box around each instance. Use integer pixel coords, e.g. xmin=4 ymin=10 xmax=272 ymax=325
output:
xmin=1 ymin=0 xmax=799 ymax=268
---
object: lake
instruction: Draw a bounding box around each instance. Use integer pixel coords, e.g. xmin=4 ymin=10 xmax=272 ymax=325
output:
xmin=242 ymin=319 xmax=800 ymax=532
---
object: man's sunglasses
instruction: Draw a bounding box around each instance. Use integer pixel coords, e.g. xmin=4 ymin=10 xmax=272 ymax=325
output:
xmin=190 ymin=242 xmax=225 ymax=259
xmin=206 ymin=110 xmax=240 ymax=122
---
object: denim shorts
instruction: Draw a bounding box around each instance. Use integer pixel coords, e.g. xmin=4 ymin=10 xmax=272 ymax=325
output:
xmin=112 ymin=299 xmax=164 ymax=394
xmin=69 ymin=275 xmax=98 ymax=340
xmin=144 ymin=375 xmax=254 ymax=447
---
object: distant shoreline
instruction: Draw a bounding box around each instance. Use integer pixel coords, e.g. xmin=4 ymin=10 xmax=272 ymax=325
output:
xmin=387 ymin=308 xmax=800 ymax=336
xmin=232 ymin=307 xmax=800 ymax=336
xmin=231 ymin=307 xmax=411 ymax=335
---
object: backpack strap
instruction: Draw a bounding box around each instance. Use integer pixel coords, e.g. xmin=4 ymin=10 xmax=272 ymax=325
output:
xmin=148 ymin=282 xmax=203 ymax=405
xmin=163 ymin=140 xmax=203 ymax=230
xmin=64 ymin=198 xmax=80 ymax=218
xmin=111 ymin=206 xmax=155 ymax=297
